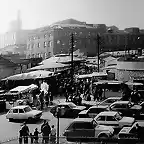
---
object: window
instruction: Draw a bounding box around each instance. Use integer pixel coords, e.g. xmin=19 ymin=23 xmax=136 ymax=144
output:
xmin=38 ymin=43 xmax=40 ymax=48
xmin=13 ymin=109 xmax=18 ymax=113
xmin=44 ymin=34 xmax=47 ymax=38
xmin=24 ymin=107 xmax=32 ymax=112
xmin=47 ymin=41 xmax=50 ymax=47
xmin=89 ymin=108 xmax=105 ymax=114
xmin=96 ymin=116 xmax=105 ymax=121
xmin=72 ymin=122 xmax=93 ymax=129
xmin=106 ymin=116 xmax=117 ymax=121
xmin=115 ymin=113 xmax=122 ymax=121
xmin=19 ymin=109 xmax=24 ymax=113
xmin=44 ymin=42 xmax=47 ymax=48
xmin=50 ymin=41 xmax=53 ymax=47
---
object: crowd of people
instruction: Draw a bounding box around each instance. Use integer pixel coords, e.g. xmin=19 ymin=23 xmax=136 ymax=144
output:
xmin=19 ymin=120 xmax=56 ymax=144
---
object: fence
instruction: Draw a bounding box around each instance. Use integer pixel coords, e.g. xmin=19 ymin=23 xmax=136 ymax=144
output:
xmin=1 ymin=136 xmax=144 ymax=144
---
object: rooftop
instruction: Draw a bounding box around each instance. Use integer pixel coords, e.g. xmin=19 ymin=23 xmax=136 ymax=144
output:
xmin=97 ymin=111 xmax=117 ymax=116
xmin=73 ymin=118 xmax=94 ymax=122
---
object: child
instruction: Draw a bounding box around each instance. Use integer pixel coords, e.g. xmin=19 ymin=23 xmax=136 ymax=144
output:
xmin=29 ymin=133 xmax=34 ymax=144
xmin=33 ymin=128 xmax=41 ymax=143
xmin=50 ymin=125 xmax=56 ymax=143
xmin=19 ymin=129 xmax=23 ymax=144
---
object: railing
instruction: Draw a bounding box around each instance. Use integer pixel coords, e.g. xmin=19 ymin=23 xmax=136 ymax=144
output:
xmin=1 ymin=136 xmax=144 ymax=144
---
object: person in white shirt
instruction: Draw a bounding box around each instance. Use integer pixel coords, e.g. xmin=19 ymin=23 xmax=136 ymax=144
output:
xmin=40 ymin=80 xmax=49 ymax=95
xmin=50 ymin=125 xmax=56 ymax=143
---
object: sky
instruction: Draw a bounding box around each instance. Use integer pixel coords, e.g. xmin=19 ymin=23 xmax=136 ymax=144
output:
xmin=0 ymin=0 xmax=143 ymax=33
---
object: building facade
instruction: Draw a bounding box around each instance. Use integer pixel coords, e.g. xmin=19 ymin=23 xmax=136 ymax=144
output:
xmin=26 ymin=20 xmax=107 ymax=58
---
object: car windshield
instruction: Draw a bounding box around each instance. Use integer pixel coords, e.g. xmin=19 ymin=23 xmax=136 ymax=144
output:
xmin=115 ymin=113 xmax=122 ymax=121
xmin=24 ymin=106 xmax=32 ymax=112
xmin=68 ymin=103 xmax=76 ymax=108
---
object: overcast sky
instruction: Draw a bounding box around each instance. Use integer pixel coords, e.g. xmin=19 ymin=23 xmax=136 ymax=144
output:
xmin=0 ymin=0 xmax=143 ymax=33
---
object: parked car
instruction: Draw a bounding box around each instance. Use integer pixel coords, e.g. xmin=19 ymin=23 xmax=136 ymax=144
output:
xmin=50 ymin=102 xmax=86 ymax=118
xmin=6 ymin=105 xmax=42 ymax=121
xmin=118 ymin=122 xmax=144 ymax=139
xmin=98 ymin=97 xmax=122 ymax=106
xmin=94 ymin=111 xmax=135 ymax=130
xmin=63 ymin=118 xmax=114 ymax=143
xmin=108 ymin=101 xmax=142 ymax=117
xmin=78 ymin=105 xmax=108 ymax=118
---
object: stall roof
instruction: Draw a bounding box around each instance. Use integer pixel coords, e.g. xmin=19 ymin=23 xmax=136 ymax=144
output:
xmin=93 ymin=80 xmax=123 ymax=85
xmin=91 ymin=72 xmax=108 ymax=77
xmin=9 ymin=84 xmax=38 ymax=94
xmin=77 ymin=74 xmax=93 ymax=79
xmin=125 ymin=82 xmax=143 ymax=86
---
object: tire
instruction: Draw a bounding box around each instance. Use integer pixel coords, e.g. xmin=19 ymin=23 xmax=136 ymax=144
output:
xmin=98 ymin=134 xmax=108 ymax=144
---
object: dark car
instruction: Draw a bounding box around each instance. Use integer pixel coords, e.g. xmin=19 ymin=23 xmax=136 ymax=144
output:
xmin=63 ymin=118 xmax=114 ymax=142
xmin=118 ymin=122 xmax=144 ymax=140
xmin=78 ymin=105 xmax=108 ymax=118
xmin=108 ymin=101 xmax=142 ymax=117
xmin=50 ymin=102 xmax=86 ymax=118
xmin=98 ymin=97 xmax=122 ymax=106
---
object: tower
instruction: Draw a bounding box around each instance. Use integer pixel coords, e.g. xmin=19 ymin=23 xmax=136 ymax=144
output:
xmin=16 ymin=10 xmax=22 ymax=30
xmin=8 ymin=10 xmax=22 ymax=32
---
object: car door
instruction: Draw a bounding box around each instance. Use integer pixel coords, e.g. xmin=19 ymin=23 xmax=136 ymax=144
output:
xmin=12 ymin=109 xmax=19 ymax=119
xmin=105 ymin=116 xmax=119 ymax=128
xmin=95 ymin=115 xmax=106 ymax=125
xmin=70 ymin=122 xmax=95 ymax=139
xmin=18 ymin=109 xmax=26 ymax=120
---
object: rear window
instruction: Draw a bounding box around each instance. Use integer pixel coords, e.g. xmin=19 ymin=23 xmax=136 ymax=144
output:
xmin=24 ymin=107 xmax=32 ymax=112
xmin=89 ymin=108 xmax=105 ymax=114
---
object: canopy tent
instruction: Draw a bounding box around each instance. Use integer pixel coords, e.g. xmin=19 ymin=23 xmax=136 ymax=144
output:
xmin=28 ymin=62 xmax=69 ymax=71
xmin=91 ymin=72 xmax=108 ymax=77
xmin=39 ymin=56 xmax=60 ymax=65
xmin=9 ymin=84 xmax=38 ymax=93
xmin=2 ymin=70 xmax=54 ymax=80
xmin=125 ymin=82 xmax=143 ymax=86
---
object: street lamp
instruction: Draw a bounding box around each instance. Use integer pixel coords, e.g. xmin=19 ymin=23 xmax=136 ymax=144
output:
xmin=97 ymin=34 xmax=101 ymax=72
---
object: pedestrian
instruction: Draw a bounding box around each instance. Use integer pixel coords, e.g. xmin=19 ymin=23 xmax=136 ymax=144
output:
xmin=41 ymin=120 xmax=47 ymax=143
xmin=39 ymin=91 xmax=44 ymax=110
xmin=21 ymin=122 xmax=29 ymax=144
xmin=42 ymin=122 xmax=51 ymax=143
xmin=29 ymin=133 xmax=34 ymax=144
xmin=50 ymin=125 xmax=56 ymax=143
xmin=18 ymin=128 xmax=23 ymax=144
xmin=33 ymin=128 xmax=41 ymax=143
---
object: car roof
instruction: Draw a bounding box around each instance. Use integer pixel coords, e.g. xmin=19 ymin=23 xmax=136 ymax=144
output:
xmin=90 ymin=105 xmax=108 ymax=109
xmin=58 ymin=102 xmax=75 ymax=105
xmin=11 ymin=105 xmax=29 ymax=109
xmin=98 ymin=111 xmax=117 ymax=116
xmin=111 ymin=101 xmax=129 ymax=105
xmin=106 ymin=97 xmax=121 ymax=100
xmin=73 ymin=118 xmax=94 ymax=122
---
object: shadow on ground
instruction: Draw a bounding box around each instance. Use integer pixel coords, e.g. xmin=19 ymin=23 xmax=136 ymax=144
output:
xmin=9 ymin=118 xmax=51 ymax=124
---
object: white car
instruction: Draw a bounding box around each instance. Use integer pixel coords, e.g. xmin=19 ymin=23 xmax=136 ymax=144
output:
xmin=6 ymin=105 xmax=42 ymax=121
xmin=94 ymin=111 xmax=135 ymax=129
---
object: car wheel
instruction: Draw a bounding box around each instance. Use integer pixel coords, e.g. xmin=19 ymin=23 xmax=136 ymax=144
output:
xmin=98 ymin=135 xmax=108 ymax=144
xmin=9 ymin=118 xmax=13 ymax=122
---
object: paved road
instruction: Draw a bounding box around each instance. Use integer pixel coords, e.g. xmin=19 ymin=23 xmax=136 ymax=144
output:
xmin=0 ymin=110 xmax=73 ymax=143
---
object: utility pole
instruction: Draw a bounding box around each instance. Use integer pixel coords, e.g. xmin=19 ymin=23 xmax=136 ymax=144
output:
xmin=70 ymin=33 xmax=74 ymax=88
xmin=97 ymin=34 xmax=100 ymax=72
xmin=56 ymin=107 xmax=60 ymax=144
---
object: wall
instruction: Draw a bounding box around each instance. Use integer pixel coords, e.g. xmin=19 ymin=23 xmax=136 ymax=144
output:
xmin=0 ymin=66 xmax=15 ymax=79
xmin=117 ymin=60 xmax=144 ymax=70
